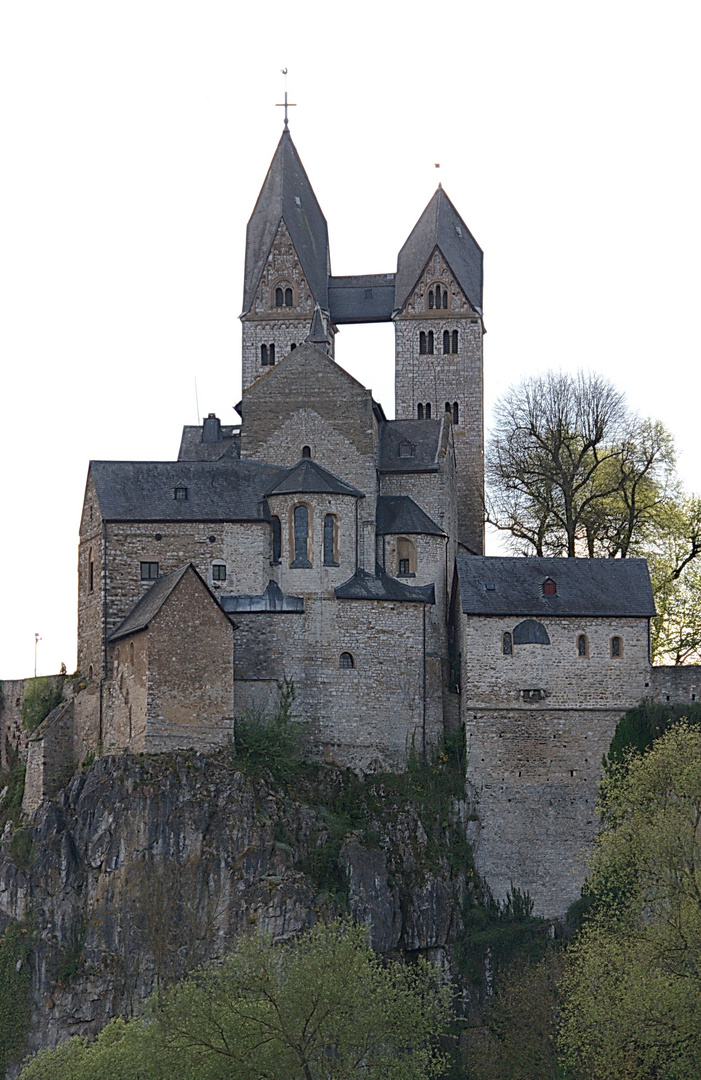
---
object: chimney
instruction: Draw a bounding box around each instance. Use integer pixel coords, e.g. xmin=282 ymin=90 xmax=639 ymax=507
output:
xmin=202 ymin=413 xmax=221 ymax=444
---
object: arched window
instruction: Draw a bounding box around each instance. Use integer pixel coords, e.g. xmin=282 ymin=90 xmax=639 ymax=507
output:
xmin=285 ymin=287 xmax=293 ymax=307
xmin=452 ymin=330 xmax=458 ymax=353
xmin=302 ymin=445 xmax=311 ymax=459
xmin=323 ymin=514 xmax=338 ymax=566
xmin=442 ymin=289 xmax=448 ymax=309
xmin=453 ymin=402 xmax=459 ymax=425
xmin=292 ymin=505 xmax=311 ymax=567
xmin=443 ymin=330 xmax=450 ymax=354
xmin=425 ymin=402 xmax=432 ymax=419
xmin=611 ymin=636 xmax=623 ymax=658
xmin=502 ymin=632 xmax=513 ymax=656
xmin=427 ymin=331 xmax=434 ymax=354
xmin=419 ymin=331 xmax=427 ymax=355
xmin=428 ymin=290 xmax=434 ymax=309
xmin=271 ymin=515 xmax=282 ymax=563
xmin=542 ymin=578 xmax=557 ymax=596
xmin=129 ymin=641 xmax=134 ymax=668
xmin=578 ymin=634 xmax=588 ymax=657
xmin=88 ymin=547 xmax=94 ymax=593
xmin=339 ymin=652 xmax=355 ymax=669
xmin=397 ymin=537 xmax=416 ymax=576
xmin=445 ymin=401 xmax=451 ymax=416
xmin=261 ymin=344 xmax=268 ymax=365
xmin=88 ymin=664 xmax=93 ymax=680
xmin=269 ymin=343 xmax=275 ymax=364
xmin=275 ymin=287 xmax=284 ymax=307
xmin=417 ymin=403 xmax=424 ymax=419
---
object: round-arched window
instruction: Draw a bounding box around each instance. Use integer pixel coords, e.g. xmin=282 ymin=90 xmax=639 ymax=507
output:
xmin=339 ymin=652 xmax=355 ymax=669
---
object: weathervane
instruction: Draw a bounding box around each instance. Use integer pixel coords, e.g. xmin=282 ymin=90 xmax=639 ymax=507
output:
xmin=276 ymin=68 xmax=296 ymax=128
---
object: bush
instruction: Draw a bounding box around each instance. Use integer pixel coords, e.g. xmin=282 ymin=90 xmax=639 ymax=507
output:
xmin=0 ymin=922 xmax=33 ymax=1073
xmin=606 ymin=699 xmax=701 ymax=767
xmin=233 ymin=678 xmax=305 ymax=782
xmin=21 ymin=676 xmax=64 ymax=734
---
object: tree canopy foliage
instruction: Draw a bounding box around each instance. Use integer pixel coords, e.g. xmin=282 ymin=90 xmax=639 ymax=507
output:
xmin=559 ymin=723 xmax=701 ymax=1079
xmin=19 ymin=920 xmax=450 ymax=1080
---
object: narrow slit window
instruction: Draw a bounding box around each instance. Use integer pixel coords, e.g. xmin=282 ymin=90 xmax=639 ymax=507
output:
xmin=442 ymin=289 xmax=448 ymax=309
xmin=323 ymin=514 xmax=338 ymax=566
xmin=417 ymin=403 xmax=424 ymax=419
xmin=88 ymin=548 xmax=94 ymax=593
xmin=272 ymin=515 xmax=282 ymax=563
xmin=503 ymin=632 xmax=513 ymax=656
xmin=269 ymin=343 xmax=275 ymax=364
xmin=611 ymin=636 xmax=622 ymax=658
xmin=284 ymin=287 xmax=293 ymax=307
xmin=261 ymin=344 xmax=268 ymax=365
xmin=427 ymin=330 xmax=434 ymax=354
xmin=428 ymin=289 xmax=434 ymax=309
xmin=443 ymin=330 xmax=450 ymax=354
xmin=453 ymin=401 xmax=459 ymax=425
xmin=425 ymin=402 xmax=432 ymax=419
xmin=275 ymin=287 xmax=283 ymax=307
xmin=292 ymin=505 xmax=311 ymax=567
xmin=419 ymin=331 xmax=427 ymax=355
xmin=445 ymin=401 xmax=452 ymax=416
xmin=452 ymin=329 xmax=458 ymax=353
xmin=578 ymin=634 xmax=588 ymax=657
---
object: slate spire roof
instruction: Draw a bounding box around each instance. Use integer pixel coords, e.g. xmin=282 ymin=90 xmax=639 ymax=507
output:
xmin=395 ymin=185 xmax=483 ymax=314
xmin=305 ymin=304 xmax=331 ymax=353
xmin=243 ymin=129 xmax=330 ymax=315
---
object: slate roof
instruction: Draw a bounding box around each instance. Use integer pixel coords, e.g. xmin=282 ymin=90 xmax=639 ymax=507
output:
xmin=109 ymin=564 xmax=233 ymax=642
xmin=90 ymin=460 xmax=285 ymax=522
xmin=266 ymin=459 xmax=364 ymax=498
xmin=221 ymin=580 xmax=304 ymax=613
xmin=456 ymin=556 xmax=656 ymax=618
xmin=376 ymin=496 xmax=444 ymax=536
xmin=328 ymin=274 xmax=396 ymax=323
xmin=395 ymin=186 xmax=483 ymax=314
xmin=305 ymin=304 xmax=332 ymax=352
xmin=177 ymin=425 xmax=241 ymax=462
xmin=335 ymin=565 xmax=435 ymax=604
xmin=243 ymin=129 xmax=329 ymax=314
xmin=377 ymin=419 xmax=444 ymax=473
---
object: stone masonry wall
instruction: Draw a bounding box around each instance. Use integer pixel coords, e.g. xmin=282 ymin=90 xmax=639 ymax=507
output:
xmin=267 ymin=491 xmax=359 ymax=592
xmin=77 ymin=474 xmax=106 ymax=679
xmin=394 ymin=247 xmax=484 ymax=554
xmin=649 ymin=664 xmax=701 ymax=703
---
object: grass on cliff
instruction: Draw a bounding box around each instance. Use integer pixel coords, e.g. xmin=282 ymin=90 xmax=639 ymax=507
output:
xmin=20 ymin=675 xmax=64 ymax=734
xmin=0 ymin=745 xmax=26 ymax=832
xmin=0 ymin=921 xmax=33 ymax=1074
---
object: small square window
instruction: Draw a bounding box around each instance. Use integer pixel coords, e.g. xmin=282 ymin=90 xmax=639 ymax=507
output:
xmin=364 ymin=288 xmax=373 ymax=299
xmin=174 ymin=487 xmax=188 ymax=500
xmin=212 ymin=564 xmax=227 ymax=581
xmin=398 ymin=558 xmax=411 ymax=576
xmin=141 ymin=562 xmax=159 ymax=580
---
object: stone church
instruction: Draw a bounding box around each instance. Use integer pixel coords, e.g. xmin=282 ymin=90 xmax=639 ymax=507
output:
xmin=26 ymin=124 xmax=691 ymax=917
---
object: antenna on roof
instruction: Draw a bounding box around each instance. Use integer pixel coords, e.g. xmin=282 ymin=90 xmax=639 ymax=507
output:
xmin=194 ymin=377 xmax=200 ymax=425
xmin=276 ymin=68 xmax=297 ymax=129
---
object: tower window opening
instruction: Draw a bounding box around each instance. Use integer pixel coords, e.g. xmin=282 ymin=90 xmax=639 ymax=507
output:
xmin=442 ymin=289 xmax=448 ymax=308
xmin=427 ymin=331 xmax=434 ymax=354
xmin=425 ymin=402 xmax=432 ymax=419
xmin=443 ymin=330 xmax=450 ymax=354
xmin=419 ymin=331 xmax=427 ymax=355
xmin=428 ymin=290 xmax=434 ymax=309
xmin=453 ymin=402 xmax=459 ymax=424
xmin=261 ymin=344 xmax=268 ymax=365
xmin=284 ymin=287 xmax=293 ymax=307
xmin=417 ymin=403 xmax=424 ymax=419
xmin=291 ymin=505 xmax=312 ymax=567
xmin=269 ymin=343 xmax=275 ymax=364
xmin=88 ymin=548 xmax=94 ymax=593
xmin=302 ymin=445 xmax=311 ymax=458
xmin=275 ymin=287 xmax=284 ymax=307
xmin=502 ymin=632 xmax=513 ymax=656
xmin=578 ymin=634 xmax=588 ymax=657
xmin=271 ymin=515 xmax=282 ymax=563
xmin=339 ymin=652 xmax=355 ymax=669
xmin=452 ymin=329 xmax=459 ymax=353
xmin=323 ymin=514 xmax=338 ymax=566
xmin=445 ymin=401 xmax=451 ymax=417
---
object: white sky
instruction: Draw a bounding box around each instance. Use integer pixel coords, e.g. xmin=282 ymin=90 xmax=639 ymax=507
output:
xmin=1 ymin=0 xmax=700 ymax=679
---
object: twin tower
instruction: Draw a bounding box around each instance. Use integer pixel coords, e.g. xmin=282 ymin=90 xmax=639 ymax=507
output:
xmin=240 ymin=128 xmax=486 ymax=555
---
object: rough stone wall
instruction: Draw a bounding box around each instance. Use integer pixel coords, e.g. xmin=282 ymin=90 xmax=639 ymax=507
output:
xmin=649 ymin=664 xmax=701 ymax=703
xmin=394 ymin=248 xmax=484 ymax=554
xmin=103 ymin=630 xmax=148 ymax=752
xmin=77 ymin=474 xmax=105 ymax=680
xmin=241 ymin=220 xmax=322 ymax=392
xmin=234 ymin=597 xmax=440 ymax=772
xmin=143 ymin=571 xmax=234 ymax=753
xmin=460 ymin=614 xmax=651 ymax=918
xmin=380 ymin=459 xmax=456 ymax=554
xmin=0 ymin=680 xmax=29 ymax=771
xmin=22 ymin=701 xmax=76 ymax=817
xmin=267 ymin=491 xmax=359 ymax=590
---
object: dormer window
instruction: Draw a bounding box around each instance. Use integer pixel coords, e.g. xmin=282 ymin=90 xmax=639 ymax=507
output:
xmin=542 ymin=578 xmax=557 ymax=596
xmin=174 ymin=486 xmax=188 ymax=501
xmin=398 ymin=440 xmax=414 ymax=458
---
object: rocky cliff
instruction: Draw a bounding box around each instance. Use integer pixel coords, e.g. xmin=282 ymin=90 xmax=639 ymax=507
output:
xmin=0 ymin=749 xmax=480 ymax=1069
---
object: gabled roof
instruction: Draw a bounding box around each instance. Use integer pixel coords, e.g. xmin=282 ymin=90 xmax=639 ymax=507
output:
xmin=377 ymin=419 xmax=444 ymax=473
xmin=335 ymin=564 xmax=435 ymax=604
xmin=90 ymin=460 xmax=284 ymax=522
xmin=376 ymin=496 xmax=444 ymax=536
xmin=456 ymin=556 xmax=656 ymax=618
xmin=328 ymin=274 xmax=396 ymax=323
xmin=243 ymin=129 xmax=329 ymax=314
xmin=305 ymin=304 xmax=332 ymax=352
xmin=109 ymin=564 xmax=234 ymax=642
xmin=177 ymin=425 xmax=241 ymax=462
xmin=221 ymin=579 xmax=304 ymax=613
xmin=395 ymin=186 xmax=483 ymax=313
xmin=266 ymin=458 xmax=364 ymax=498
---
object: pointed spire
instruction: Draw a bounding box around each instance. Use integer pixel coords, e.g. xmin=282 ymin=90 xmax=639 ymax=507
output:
xmin=243 ymin=131 xmax=330 ymax=315
xmin=395 ymin=186 xmax=483 ymax=314
xmin=305 ymin=304 xmax=331 ymax=353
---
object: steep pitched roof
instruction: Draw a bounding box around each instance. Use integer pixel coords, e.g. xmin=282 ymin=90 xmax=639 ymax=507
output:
xmin=335 ymin=565 xmax=435 ymax=604
xmin=377 ymin=419 xmax=444 ymax=473
xmin=109 ymin=564 xmax=234 ymax=642
xmin=90 ymin=460 xmax=284 ymax=522
xmin=305 ymin=304 xmax=332 ymax=352
xmin=267 ymin=458 xmax=364 ymax=498
xmin=243 ymin=129 xmax=330 ymax=314
xmin=395 ymin=186 xmax=483 ymax=314
xmin=376 ymin=496 xmax=444 ymax=536
xmin=456 ymin=556 xmax=656 ymax=618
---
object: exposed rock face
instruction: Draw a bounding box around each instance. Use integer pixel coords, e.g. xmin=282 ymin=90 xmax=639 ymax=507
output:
xmin=0 ymin=753 xmax=472 ymax=1065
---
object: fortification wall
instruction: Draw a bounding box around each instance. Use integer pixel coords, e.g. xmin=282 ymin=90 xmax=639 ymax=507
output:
xmin=649 ymin=664 xmax=701 ymax=704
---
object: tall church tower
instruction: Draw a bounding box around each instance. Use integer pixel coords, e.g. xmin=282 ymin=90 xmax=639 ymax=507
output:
xmin=241 ymin=129 xmax=334 ymax=390
xmin=394 ymin=187 xmax=485 ymax=554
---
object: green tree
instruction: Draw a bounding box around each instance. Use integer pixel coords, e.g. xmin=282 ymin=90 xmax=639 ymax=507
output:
xmin=20 ymin=920 xmax=450 ymax=1080
xmin=559 ymin=724 xmax=701 ymax=1079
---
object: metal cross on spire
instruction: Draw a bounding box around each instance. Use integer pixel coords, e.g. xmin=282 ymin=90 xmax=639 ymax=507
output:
xmin=276 ymin=68 xmax=296 ymax=128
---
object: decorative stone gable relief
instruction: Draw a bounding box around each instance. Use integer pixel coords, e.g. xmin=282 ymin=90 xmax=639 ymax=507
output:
xmin=401 ymin=248 xmax=474 ymax=317
xmin=251 ymin=220 xmax=315 ymax=317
